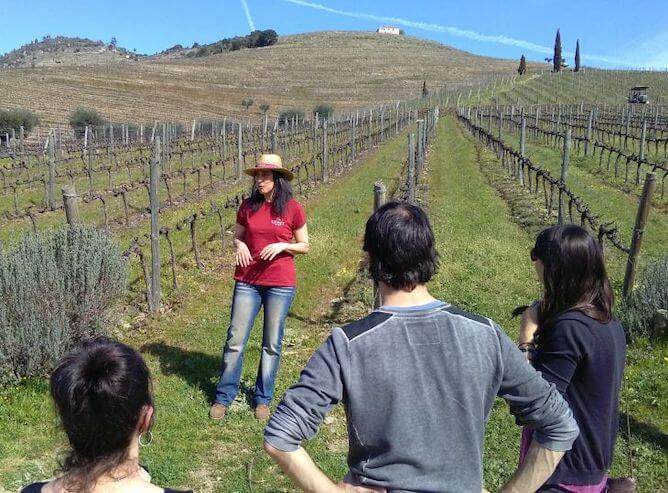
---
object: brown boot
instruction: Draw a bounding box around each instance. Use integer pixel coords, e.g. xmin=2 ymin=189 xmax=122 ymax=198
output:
xmin=254 ymin=404 xmax=271 ymax=421
xmin=209 ymin=403 xmax=228 ymax=420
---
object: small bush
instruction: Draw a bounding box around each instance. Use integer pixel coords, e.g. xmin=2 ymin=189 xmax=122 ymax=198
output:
xmin=616 ymin=255 xmax=668 ymax=340
xmin=0 ymin=108 xmax=39 ymax=136
xmin=313 ymin=104 xmax=334 ymax=120
xmin=0 ymin=225 xmax=127 ymax=384
xmin=69 ymin=107 xmax=105 ymax=131
xmin=279 ymin=109 xmax=305 ymax=125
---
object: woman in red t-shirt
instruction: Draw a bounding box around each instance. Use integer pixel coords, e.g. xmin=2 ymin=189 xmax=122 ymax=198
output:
xmin=210 ymin=154 xmax=309 ymax=422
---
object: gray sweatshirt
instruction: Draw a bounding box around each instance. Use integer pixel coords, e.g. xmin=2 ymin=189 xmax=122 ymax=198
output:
xmin=265 ymin=301 xmax=579 ymax=492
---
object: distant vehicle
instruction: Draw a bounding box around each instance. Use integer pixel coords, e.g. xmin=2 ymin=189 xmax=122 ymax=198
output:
xmin=628 ymin=86 xmax=649 ymax=104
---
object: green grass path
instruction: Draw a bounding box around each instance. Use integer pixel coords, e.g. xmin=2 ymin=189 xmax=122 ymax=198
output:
xmin=429 ymin=116 xmax=667 ymax=492
xmin=1 ymin=117 xmax=666 ymax=492
xmin=426 ymin=116 xmax=539 ymax=489
xmin=0 ymin=127 xmax=409 ymax=492
xmin=501 ymin=131 xmax=668 ymax=261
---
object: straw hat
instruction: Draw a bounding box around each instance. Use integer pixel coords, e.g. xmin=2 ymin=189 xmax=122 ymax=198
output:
xmin=244 ymin=154 xmax=294 ymax=181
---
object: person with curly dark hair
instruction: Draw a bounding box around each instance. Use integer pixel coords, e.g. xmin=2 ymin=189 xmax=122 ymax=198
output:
xmin=20 ymin=337 xmax=192 ymax=493
xmin=264 ymin=201 xmax=579 ymax=492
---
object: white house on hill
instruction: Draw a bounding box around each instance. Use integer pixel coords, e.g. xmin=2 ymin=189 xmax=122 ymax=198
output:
xmin=377 ymin=26 xmax=401 ymax=35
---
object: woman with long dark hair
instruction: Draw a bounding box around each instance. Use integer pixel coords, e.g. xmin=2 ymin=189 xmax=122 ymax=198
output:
xmin=518 ymin=225 xmax=626 ymax=492
xmin=20 ymin=337 xmax=192 ymax=493
xmin=210 ymin=154 xmax=309 ymax=422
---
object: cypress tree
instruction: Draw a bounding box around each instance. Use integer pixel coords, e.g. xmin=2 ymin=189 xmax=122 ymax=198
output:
xmin=574 ymin=40 xmax=581 ymax=72
xmin=422 ymin=80 xmax=428 ymax=98
xmin=553 ymin=29 xmax=562 ymax=72
xmin=518 ymin=54 xmax=527 ymax=75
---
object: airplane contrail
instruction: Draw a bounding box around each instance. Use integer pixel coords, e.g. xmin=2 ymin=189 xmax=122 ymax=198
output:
xmin=283 ymin=0 xmax=634 ymax=67
xmin=241 ymin=0 xmax=256 ymax=31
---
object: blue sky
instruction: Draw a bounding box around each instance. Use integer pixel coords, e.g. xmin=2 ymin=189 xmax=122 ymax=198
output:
xmin=2 ymin=0 xmax=667 ymax=69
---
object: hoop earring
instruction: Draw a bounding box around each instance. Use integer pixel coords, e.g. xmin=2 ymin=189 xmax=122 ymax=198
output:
xmin=138 ymin=430 xmax=153 ymax=447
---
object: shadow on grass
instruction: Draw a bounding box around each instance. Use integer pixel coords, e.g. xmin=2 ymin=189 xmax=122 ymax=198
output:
xmin=141 ymin=342 xmax=218 ymax=402
xmin=621 ymin=412 xmax=668 ymax=453
xmin=140 ymin=342 xmax=255 ymax=406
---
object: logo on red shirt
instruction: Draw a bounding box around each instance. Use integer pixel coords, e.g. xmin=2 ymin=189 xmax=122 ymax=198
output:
xmin=271 ymin=218 xmax=286 ymax=227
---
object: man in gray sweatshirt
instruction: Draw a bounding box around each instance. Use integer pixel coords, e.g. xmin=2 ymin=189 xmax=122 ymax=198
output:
xmin=264 ymin=201 xmax=579 ymax=492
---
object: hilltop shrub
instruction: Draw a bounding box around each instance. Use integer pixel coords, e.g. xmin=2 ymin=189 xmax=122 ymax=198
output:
xmin=69 ymin=107 xmax=105 ymax=131
xmin=0 ymin=225 xmax=127 ymax=384
xmin=193 ymin=29 xmax=278 ymax=57
xmin=313 ymin=104 xmax=334 ymax=120
xmin=0 ymin=108 xmax=39 ymax=136
xmin=616 ymin=255 xmax=668 ymax=340
xmin=279 ymin=109 xmax=305 ymax=125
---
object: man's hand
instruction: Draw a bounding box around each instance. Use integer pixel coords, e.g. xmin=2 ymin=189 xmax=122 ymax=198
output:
xmin=519 ymin=300 xmax=541 ymax=347
xmin=337 ymin=481 xmax=386 ymax=493
xmin=499 ymin=440 xmax=565 ymax=493
xmin=235 ymin=241 xmax=253 ymax=267
xmin=260 ymin=242 xmax=287 ymax=261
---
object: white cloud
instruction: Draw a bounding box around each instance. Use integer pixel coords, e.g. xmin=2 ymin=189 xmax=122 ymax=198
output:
xmin=241 ymin=0 xmax=256 ymax=31
xmin=283 ymin=0 xmax=639 ymax=68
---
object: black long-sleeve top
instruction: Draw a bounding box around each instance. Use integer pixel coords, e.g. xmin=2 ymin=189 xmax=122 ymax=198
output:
xmin=534 ymin=310 xmax=626 ymax=485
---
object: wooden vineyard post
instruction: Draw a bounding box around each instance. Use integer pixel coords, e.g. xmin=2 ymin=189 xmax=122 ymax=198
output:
xmin=322 ymin=120 xmax=329 ymax=182
xmin=395 ymin=103 xmax=400 ymax=135
xmin=416 ymin=120 xmax=424 ymax=171
xmin=271 ymin=130 xmax=277 ymax=153
xmin=498 ymin=111 xmax=503 ymax=140
xmin=623 ymin=173 xmax=657 ymax=297
xmin=351 ymin=116 xmax=357 ymax=161
xmin=557 ymin=129 xmax=571 ymax=224
xmin=47 ymin=131 xmax=56 ymax=210
xmin=19 ymin=125 xmax=25 ymax=154
xmin=62 ymin=185 xmax=80 ymax=225
xmin=149 ymin=136 xmax=162 ymax=313
xmin=519 ymin=116 xmax=526 ymax=187
xmin=373 ymin=181 xmax=387 ymax=309
xmin=368 ymin=109 xmax=373 ymax=147
xmin=408 ymin=133 xmax=416 ymax=203
xmin=585 ymin=109 xmax=594 ymax=156
xmin=639 ymin=118 xmax=647 ymax=162
xmin=237 ymin=123 xmax=243 ymax=181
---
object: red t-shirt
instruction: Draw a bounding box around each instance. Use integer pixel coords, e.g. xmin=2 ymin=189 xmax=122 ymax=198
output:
xmin=234 ymin=198 xmax=307 ymax=287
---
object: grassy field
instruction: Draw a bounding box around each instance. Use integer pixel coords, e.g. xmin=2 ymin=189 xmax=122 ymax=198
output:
xmin=489 ymin=119 xmax=668 ymax=285
xmin=436 ymin=116 xmax=667 ymax=492
xmin=0 ymin=114 xmax=666 ymax=492
xmin=0 ymin=121 xmax=412 ymax=491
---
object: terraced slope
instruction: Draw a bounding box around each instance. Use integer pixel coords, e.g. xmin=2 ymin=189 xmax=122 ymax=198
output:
xmin=0 ymin=32 xmax=522 ymax=127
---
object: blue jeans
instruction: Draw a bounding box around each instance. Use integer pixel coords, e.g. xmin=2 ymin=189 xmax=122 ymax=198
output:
xmin=215 ymin=281 xmax=296 ymax=407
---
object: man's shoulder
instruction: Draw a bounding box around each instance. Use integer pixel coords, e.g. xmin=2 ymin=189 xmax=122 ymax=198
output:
xmin=340 ymin=311 xmax=394 ymax=341
xmin=439 ymin=304 xmax=494 ymax=328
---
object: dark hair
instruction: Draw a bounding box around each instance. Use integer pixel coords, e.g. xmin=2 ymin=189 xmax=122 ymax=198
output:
xmin=531 ymin=225 xmax=614 ymax=340
xmin=247 ymin=171 xmax=293 ymax=216
xmin=50 ymin=337 xmax=153 ymax=492
xmin=363 ymin=201 xmax=439 ymax=290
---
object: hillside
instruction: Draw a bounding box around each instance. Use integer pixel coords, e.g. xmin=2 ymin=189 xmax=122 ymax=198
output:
xmin=0 ymin=36 xmax=139 ymax=69
xmin=0 ymin=32 xmax=522 ymax=127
